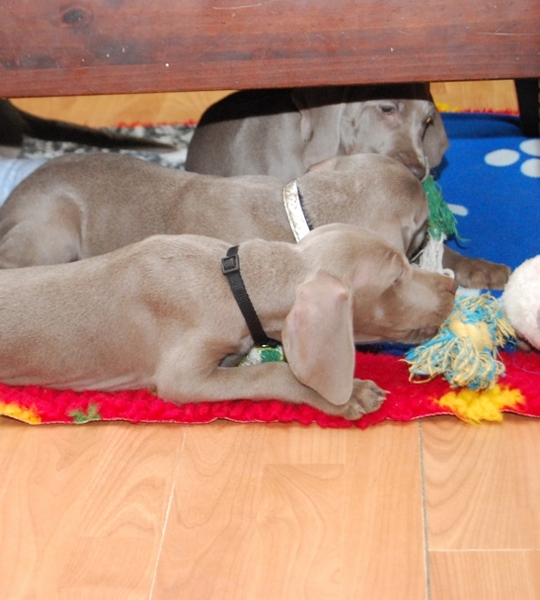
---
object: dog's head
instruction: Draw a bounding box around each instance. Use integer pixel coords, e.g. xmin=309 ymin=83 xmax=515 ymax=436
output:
xmin=293 ymin=84 xmax=449 ymax=181
xmin=300 ymin=153 xmax=431 ymax=260
xmin=294 ymin=224 xmax=457 ymax=344
xmin=280 ymin=224 xmax=456 ymax=406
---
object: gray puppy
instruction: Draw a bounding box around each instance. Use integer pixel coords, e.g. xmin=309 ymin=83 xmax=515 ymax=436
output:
xmin=0 ymin=152 xmax=510 ymax=289
xmin=185 ymin=84 xmax=448 ymax=181
xmin=0 ymin=225 xmax=457 ymax=419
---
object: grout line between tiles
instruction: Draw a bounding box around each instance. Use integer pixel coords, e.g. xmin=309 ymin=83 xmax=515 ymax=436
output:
xmin=148 ymin=427 xmax=187 ymax=600
xmin=419 ymin=419 xmax=432 ymax=600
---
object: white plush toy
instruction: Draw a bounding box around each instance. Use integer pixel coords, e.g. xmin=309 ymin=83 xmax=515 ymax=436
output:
xmin=501 ymin=255 xmax=540 ymax=351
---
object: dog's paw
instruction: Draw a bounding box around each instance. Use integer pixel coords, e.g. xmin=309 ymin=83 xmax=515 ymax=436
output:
xmin=453 ymin=257 xmax=511 ymax=290
xmin=339 ymin=379 xmax=387 ymax=420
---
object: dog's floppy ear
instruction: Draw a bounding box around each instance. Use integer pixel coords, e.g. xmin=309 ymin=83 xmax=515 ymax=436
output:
xmin=423 ymin=109 xmax=449 ymax=169
xmin=292 ymin=87 xmax=349 ymax=171
xmin=282 ymin=272 xmax=355 ymax=405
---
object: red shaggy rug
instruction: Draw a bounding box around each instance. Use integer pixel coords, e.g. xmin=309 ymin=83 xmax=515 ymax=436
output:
xmin=1 ymin=350 xmax=539 ymax=427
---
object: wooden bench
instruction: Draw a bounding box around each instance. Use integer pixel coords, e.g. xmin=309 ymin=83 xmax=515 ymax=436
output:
xmin=1 ymin=0 xmax=539 ymax=132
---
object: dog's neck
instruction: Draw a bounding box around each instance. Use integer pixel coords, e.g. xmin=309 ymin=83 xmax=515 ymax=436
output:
xmin=234 ymin=240 xmax=306 ymax=341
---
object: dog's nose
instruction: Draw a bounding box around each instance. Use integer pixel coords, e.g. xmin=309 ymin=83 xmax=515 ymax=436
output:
xmin=395 ymin=153 xmax=427 ymax=180
xmin=406 ymin=162 xmax=427 ymax=181
xmin=434 ymin=270 xmax=458 ymax=294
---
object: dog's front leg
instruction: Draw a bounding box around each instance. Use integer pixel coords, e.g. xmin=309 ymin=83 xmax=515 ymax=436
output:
xmin=156 ymin=362 xmax=385 ymax=420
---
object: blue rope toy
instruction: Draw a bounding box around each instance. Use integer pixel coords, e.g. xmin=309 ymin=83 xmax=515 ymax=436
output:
xmin=405 ymin=293 xmax=515 ymax=390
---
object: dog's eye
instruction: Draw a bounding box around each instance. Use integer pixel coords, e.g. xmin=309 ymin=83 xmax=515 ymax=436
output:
xmin=425 ymin=116 xmax=434 ymax=127
xmin=379 ymin=104 xmax=397 ymax=116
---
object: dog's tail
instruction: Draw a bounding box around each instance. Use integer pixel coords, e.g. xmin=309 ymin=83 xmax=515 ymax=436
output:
xmin=1 ymin=99 xmax=174 ymax=152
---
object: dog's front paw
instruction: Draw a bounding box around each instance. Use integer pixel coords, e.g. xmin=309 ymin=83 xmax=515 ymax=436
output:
xmin=339 ymin=379 xmax=387 ymax=420
xmin=449 ymin=255 xmax=511 ymax=290
xmin=457 ymin=258 xmax=511 ymax=290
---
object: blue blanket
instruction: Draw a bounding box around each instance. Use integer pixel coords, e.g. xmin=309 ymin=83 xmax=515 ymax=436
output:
xmin=438 ymin=113 xmax=540 ymax=270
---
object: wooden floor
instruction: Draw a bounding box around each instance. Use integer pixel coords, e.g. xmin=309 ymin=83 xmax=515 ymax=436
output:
xmin=2 ymin=81 xmax=538 ymax=600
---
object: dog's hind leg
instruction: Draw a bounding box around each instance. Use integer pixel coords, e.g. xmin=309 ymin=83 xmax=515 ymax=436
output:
xmin=0 ymin=196 xmax=82 ymax=268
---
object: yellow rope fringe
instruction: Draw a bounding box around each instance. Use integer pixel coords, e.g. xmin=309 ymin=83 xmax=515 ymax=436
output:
xmin=405 ymin=294 xmax=515 ymax=390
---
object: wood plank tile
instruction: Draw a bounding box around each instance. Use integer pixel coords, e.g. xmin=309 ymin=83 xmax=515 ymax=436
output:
xmin=430 ymin=551 xmax=540 ymax=600
xmin=0 ymin=419 xmax=185 ymax=599
xmin=151 ymin=421 xmax=427 ymax=600
xmin=342 ymin=422 xmax=427 ymax=600
xmin=423 ymin=415 xmax=540 ymax=550
xmin=430 ymin=80 xmax=518 ymax=112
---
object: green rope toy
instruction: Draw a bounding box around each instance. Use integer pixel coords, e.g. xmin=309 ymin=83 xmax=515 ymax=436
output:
xmin=409 ymin=177 xmax=515 ymax=390
xmin=418 ymin=175 xmax=463 ymax=274
xmin=240 ymin=344 xmax=285 ymax=366
xmin=423 ymin=175 xmax=460 ymax=240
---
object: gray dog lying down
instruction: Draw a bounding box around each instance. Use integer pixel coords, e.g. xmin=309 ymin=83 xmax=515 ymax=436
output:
xmin=0 ymin=152 xmax=510 ymax=289
xmin=185 ymin=84 xmax=448 ymax=181
xmin=0 ymin=225 xmax=457 ymax=419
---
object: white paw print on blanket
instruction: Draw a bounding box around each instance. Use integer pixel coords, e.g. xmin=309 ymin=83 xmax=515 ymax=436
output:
xmin=484 ymin=139 xmax=540 ymax=178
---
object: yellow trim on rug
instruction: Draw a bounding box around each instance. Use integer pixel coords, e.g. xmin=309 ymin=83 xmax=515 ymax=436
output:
xmin=436 ymin=385 xmax=524 ymax=424
xmin=0 ymin=401 xmax=41 ymax=424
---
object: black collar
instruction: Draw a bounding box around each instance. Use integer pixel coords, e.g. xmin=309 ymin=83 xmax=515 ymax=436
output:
xmin=221 ymin=246 xmax=279 ymax=348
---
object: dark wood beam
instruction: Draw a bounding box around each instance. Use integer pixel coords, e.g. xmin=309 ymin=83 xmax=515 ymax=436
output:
xmin=1 ymin=0 xmax=539 ymax=97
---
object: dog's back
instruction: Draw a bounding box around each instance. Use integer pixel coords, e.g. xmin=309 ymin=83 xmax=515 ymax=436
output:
xmin=0 ymin=152 xmax=428 ymax=268
xmin=0 ymin=234 xmax=227 ymax=389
